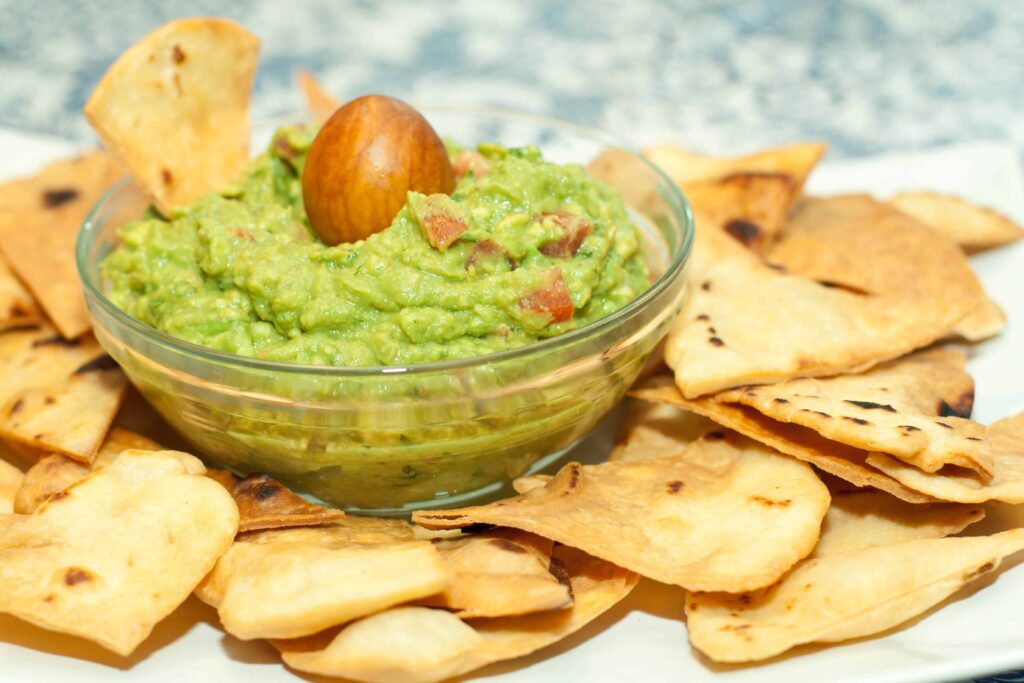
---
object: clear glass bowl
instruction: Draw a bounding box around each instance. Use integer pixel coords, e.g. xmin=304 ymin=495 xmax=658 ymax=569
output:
xmin=77 ymin=105 xmax=693 ymax=513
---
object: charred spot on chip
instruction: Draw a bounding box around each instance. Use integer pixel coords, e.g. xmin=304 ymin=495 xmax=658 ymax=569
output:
xmin=695 ymin=313 xmax=710 ymax=322
xmin=548 ymin=557 xmax=574 ymax=598
xmin=724 ymin=219 xmax=762 ymax=247
xmin=738 ymin=593 xmax=752 ymax=605
xmin=63 ymin=567 xmax=93 ymax=587
xmin=172 ymin=44 xmax=186 ymax=63
xmin=816 ymin=280 xmax=870 ymax=296
xmin=936 ymin=421 xmax=955 ymax=430
xmin=561 ymin=463 xmax=582 ymax=494
xmin=48 ymin=490 xmax=70 ymax=504
xmin=844 ymin=400 xmax=897 ymax=413
xmin=939 ymin=391 xmax=974 ymax=419
xmin=765 ymin=262 xmax=787 ymax=272
xmin=459 ymin=522 xmax=497 ymax=534
xmin=666 ymin=480 xmax=684 ymax=494
xmin=487 ymin=538 xmax=528 ymax=554
xmin=962 ymin=561 xmax=996 ymax=582
xmin=773 ymin=398 xmax=790 ymax=404
xmin=73 ymin=355 xmax=119 ymax=374
xmin=800 ymin=409 xmax=831 ymax=419
xmin=9 ymin=398 xmax=23 ymax=415
xmin=749 ymin=495 xmax=791 ymax=508
xmin=701 ymin=280 xmax=712 ymax=291
xmin=967 ymin=436 xmax=983 ymax=442
xmin=161 ymin=168 xmax=173 ymax=186
xmin=704 ymin=431 xmax=725 ymax=441
xmin=42 ymin=187 xmax=79 ymax=208
xmin=842 ymin=416 xmax=871 ymax=426
xmin=32 ymin=335 xmax=80 ymax=348
xmin=899 ymin=424 xmax=921 ymax=432
xmin=709 ymin=336 xmax=726 ymax=347
xmin=44 ymin=396 xmax=55 ymax=405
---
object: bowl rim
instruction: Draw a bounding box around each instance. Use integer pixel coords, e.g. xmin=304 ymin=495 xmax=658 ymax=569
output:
xmin=76 ymin=103 xmax=693 ymax=377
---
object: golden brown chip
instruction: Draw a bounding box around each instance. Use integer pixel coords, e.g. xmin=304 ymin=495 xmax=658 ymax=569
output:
xmin=686 ymin=172 xmax=798 ymax=251
xmin=418 ymin=529 xmax=571 ymax=618
xmin=714 ymin=349 xmax=992 ymax=476
xmin=0 ymin=151 xmax=124 ymax=338
xmin=84 ymin=18 xmax=260 ymax=216
xmin=415 ymin=431 xmax=829 ymax=592
xmin=0 ymin=326 xmax=128 ymax=461
xmin=0 ymin=449 xmax=238 ymax=655
xmin=206 ymin=470 xmax=344 ymax=532
xmin=195 ymin=516 xmax=449 ymax=640
xmin=889 ymin=191 xmax=1024 ymax=253
xmin=297 ymin=70 xmax=340 ymax=124
xmin=685 ymin=529 xmax=1024 ymax=663
xmin=644 ymin=141 xmax=827 ymax=188
xmin=663 ymin=255 xmax=971 ymax=398
xmin=0 ymin=458 xmax=22 ymax=514
xmin=867 ymin=411 xmax=1024 ymax=503
xmin=274 ymin=545 xmax=637 ymax=683
xmin=631 ymin=381 xmax=934 ymax=504
xmin=0 ymin=257 xmax=39 ymax=331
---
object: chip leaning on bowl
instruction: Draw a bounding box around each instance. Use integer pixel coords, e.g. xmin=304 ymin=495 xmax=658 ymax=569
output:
xmin=101 ymin=126 xmax=651 ymax=367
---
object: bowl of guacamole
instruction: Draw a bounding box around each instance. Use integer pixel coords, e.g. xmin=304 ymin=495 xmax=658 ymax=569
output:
xmin=78 ymin=105 xmax=693 ymax=512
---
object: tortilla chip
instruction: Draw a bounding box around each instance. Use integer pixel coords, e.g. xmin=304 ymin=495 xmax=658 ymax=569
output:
xmin=415 ymin=431 xmax=829 ymax=592
xmin=275 ymin=545 xmax=637 ymax=683
xmin=12 ymin=427 xmax=159 ymax=514
xmin=685 ymin=528 xmax=1024 ymax=663
xmin=644 ymin=141 xmax=827 ymax=188
xmin=206 ymin=470 xmax=344 ymax=533
xmin=297 ymin=70 xmax=340 ymax=124
xmin=889 ymin=192 xmax=1024 ymax=253
xmin=0 ymin=257 xmax=39 ymax=331
xmin=84 ymin=18 xmax=259 ymax=216
xmin=0 ymin=151 xmax=124 ymax=338
xmin=0 ymin=458 xmax=22 ymax=514
xmin=631 ymin=382 xmax=934 ymax=504
xmin=812 ymin=491 xmax=984 ymax=558
xmin=0 ymin=449 xmax=237 ymax=655
xmin=952 ymin=297 xmax=1007 ymax=343
xmin=418 ymin=529 xmax=571 ymax=618
xmin=685 ymin=173 xmax=798 ymax=251
xmin=867 ymin=411 xmax=1024 ymax=503
xmin=0 ymin=326 xmax=128 ymax=461
xmin=195 ymin=516 xmax=449 ymax=640
xmin=663 ymin=255 xmax=970 ymax=397
xmin=714 ymin=349 xmax=992 ymax=476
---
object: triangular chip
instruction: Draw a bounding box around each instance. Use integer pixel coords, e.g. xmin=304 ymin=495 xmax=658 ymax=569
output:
xmin=714 ymin=349 xmax=992 ymax=476
xmin=84 ymin=18 xmax=259 ymax=215
xmin=297 ymin=70 xmax=340 ymax=124
xmin=274 ymin=545 xmax=637 ymax=683
xmin=0 ymin=458 xmax=21 ymax=514
xmin=415 ymin=431 xmax=829 ymax=592
xmin=631 ymin=381 xmax=934 ymax=504
xmin=644 ymin=141 xmax=826 ymax=188
xmin=867 ymin=411 xmax=1024 ymax=503
xmin=206 ymin=471 xmax=344 ymax=533
xmin=0 ymin=326 xmax=128 ymax=461
xmin=418 ymin=529 xmax=571 ymax=618
xmin=0 ymin=151 xmax=124 ymax=338
xmin=0 ymin=257 xmax=39 ymax=331
xmin=889 ymin=191 xmax=1024 ymax=253
xmin=684 ymin=528 xmax=1023 ymax=663
xmin=663 ymin=255 xmax=971 ymax=397
xmin=195 ymin=516 xmax=449 ymax=640
xmin=0 ymin=449 xmax=238 ymax=655
xmin=12 ymin=427 xmax=160 ymax=514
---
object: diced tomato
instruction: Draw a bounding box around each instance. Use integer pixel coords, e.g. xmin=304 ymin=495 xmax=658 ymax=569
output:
xmin=414 ymin=195 xmax=468 ymax=251
xmin=537 ymin=211 xmax=592 ymax=258
xmin=519 ymin=268 xmax=574 ymax=324
xmin=452 ymin=150 xmax=490 ymax=179
xmin=464 ymin=239 xmax=506 ymax=270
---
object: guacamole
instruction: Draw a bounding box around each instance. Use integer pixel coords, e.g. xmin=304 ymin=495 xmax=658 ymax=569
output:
xmin=102 ymin=126 xmax=650 ymax=366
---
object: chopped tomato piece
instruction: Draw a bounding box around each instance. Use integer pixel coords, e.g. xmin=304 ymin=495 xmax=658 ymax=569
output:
xmin=537 ymin=211 xmax=592 ymax=258
xmin=452 ymin=150 xmax=490 ymax=179
xmin=414 ymin=194 xmax=468 ymax=251
xmin=519 ymin=268 xmax=574 ymax=324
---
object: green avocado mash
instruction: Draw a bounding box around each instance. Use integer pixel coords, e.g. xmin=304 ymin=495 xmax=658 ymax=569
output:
xmin=102 ymin=125 xmax=650 ymax=366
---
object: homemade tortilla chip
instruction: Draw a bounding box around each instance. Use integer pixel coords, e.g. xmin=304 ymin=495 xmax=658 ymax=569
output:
xmin=0 ymin=257 xmax=39 ymax=330
xmin=889 ymin=191 xmax=1024 ymax=253
xmin=867 ymin=411 xmax=1024 ymax=503
xmin=714 ymin=349 xmax=993 ymax=476
xmin=0 ymin=151 xmax=124 ymax=338
xmin=663 ymin=256 xmax=969 ymax=397
xmin=0 ymin=458 xmax=21 ymax=514
xmin=418 ymin=529 xmax=571 ymax=618
xmin=195 ymin=516 xmax=449 ymax=640
xmin=12 ymin=427 xmax=159 ymax=513
xmin=685 ymin=528 xmax=1024 ymax=663
xmin=84 ymin=18 xmax=259 ymax=216
xmin=631 ymin=382 xmax=934 ymax=504
xmin=686 ymin=172 xmax=798 ymax=251
xmin=297 ymin=70 xmax=340 ymax=124
xmin=415 ymin=431 xmax=829 ymax=592
xmin=0 ymin=326 xmax=128 ymax=461
xmin=0 ymin=449 xmax=237 ymax=655
xmin=206 ymin=471 xmax=344 ymax=533
xmin=644 ymin=141 xmax=826 ymax=188
xmin=275 ymin=545 xmax=637 ymax=683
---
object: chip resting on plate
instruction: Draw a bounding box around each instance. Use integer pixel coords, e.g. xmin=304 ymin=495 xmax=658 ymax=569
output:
xmin=685 ymin=524 xmax=1018 ymax=663
xmin=418 ymin=529 xmax=572 ymax=618
xmin=889 ymin=191 xmax=1024 ymax=253
xmin=0 ymin=151 xmax=124 ymax=338
xmin=867 ymin=410 xmax=1024 ymax=503
xmin=195 ymin=516 xmax=450 ymax=640
xmin=206 ymin=470 xmax=345 ymax=532
xmin=274 ymin=545 xmax=637 ymax=683
xmin=0 ymin=449 xmax=238 ymax=655
xmin=0 ymin=326 xmax=128 ymax=461
xmin=83 ymin=18 xmax=259 ymax=216
xmin=415 ymin=430 xmax=829 ymax=592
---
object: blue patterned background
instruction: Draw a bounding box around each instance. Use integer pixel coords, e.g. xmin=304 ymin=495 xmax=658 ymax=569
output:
xmin=2 ymin=1 xmax=1024 ymax=681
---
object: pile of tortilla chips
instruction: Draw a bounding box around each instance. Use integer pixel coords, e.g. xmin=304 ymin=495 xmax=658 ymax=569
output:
xmin=3 ymin=14 xmax=1024 ymax=683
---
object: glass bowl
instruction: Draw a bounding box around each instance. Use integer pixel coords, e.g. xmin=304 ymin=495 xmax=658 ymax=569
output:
xmin=77 ymin=105 xmax=693 ymax=513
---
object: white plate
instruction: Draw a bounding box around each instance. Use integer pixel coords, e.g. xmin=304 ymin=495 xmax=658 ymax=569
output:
xmin=1 ymin=132 xmax=1023 ymax=683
